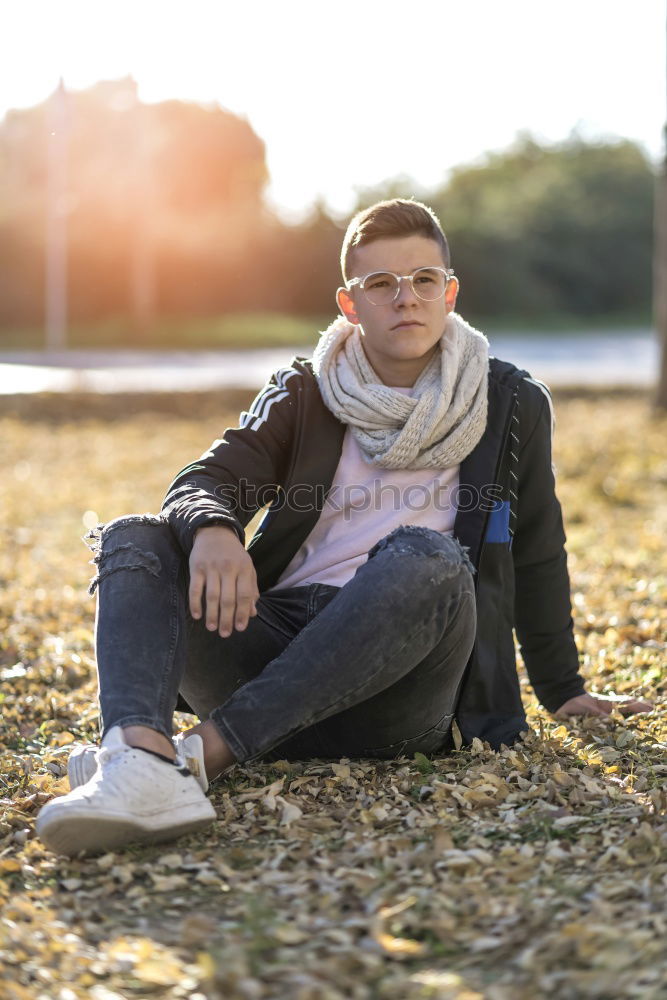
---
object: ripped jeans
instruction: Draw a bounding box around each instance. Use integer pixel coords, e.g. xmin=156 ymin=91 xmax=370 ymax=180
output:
xmin=88 ymin=516 xmax=477 ymax=763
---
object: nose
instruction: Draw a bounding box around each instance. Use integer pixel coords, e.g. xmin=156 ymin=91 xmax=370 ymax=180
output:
xmin=394 ymin=275 xmax=419 ymax=306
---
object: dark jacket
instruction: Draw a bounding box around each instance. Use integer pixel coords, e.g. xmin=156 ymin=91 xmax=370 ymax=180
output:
xmin=162 ymin=354 xmax=586 ymax=749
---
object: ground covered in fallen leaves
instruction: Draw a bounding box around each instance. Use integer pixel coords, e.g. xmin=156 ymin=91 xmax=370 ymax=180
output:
xmin=0 ymin=388 xmax=665 ymax=1000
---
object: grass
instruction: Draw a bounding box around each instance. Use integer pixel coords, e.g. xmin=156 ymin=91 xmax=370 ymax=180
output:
xmin=0 ymin=312 xmax=332 ymax=352
xmin=0 ymin=308 xmax=652 ymax=353
xmin=0 ymin=388 xmax=665 ymax=1000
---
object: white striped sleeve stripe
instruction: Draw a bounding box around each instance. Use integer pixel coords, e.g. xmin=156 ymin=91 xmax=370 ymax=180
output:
xmin=523 ymin=375 xmax=555 ymax=444
xmin=239 ymin=367 xmax=298 ymax=432
xmin=246 ymin=390 xmax=290 ymax=430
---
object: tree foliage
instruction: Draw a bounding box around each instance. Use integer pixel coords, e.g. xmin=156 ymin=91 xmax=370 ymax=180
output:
xmin=351 ymin=134 xmax=654 ymax=325
xmin=0 ymin=82 xmax=655 ymax=333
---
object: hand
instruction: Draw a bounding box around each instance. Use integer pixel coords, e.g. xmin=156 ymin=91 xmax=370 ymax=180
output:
xmin=553 ymin=691 xmax=654 ymax=719
xmin=189 ymin=525 xmax=260 ymax=637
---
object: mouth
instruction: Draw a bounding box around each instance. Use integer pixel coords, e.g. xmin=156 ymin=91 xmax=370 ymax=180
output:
xmin=391 ymin=320 xmax=424 ymax=330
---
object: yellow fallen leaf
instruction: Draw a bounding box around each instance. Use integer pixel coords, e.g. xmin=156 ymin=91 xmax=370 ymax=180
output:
xmin=134 ymin=957 xmax=186 ymax=985
xmin=374 ymin=932 xmax=426 ymax=956
xmin=0 ymin=858 xmax=21 ymax=873
xmin=106 ymin=937 xmax=154 ymax=962
xmin=197 ymin=952 xmax=217 ymax=980
xmin=273 ymin=924 xmax=309 ymax=944
xmin=150 ymin=873 xmax=189 ymax=891
xmin=50 ymin=731 xmax=75 ymax=747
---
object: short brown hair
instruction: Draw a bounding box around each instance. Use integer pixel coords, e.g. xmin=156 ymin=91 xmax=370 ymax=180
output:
xmin=340 ymin=198 xmax=450 ymax=281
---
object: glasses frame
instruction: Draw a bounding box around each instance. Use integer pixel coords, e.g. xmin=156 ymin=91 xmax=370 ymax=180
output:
xmin=345 ymin=266 xmax=455 ymax=306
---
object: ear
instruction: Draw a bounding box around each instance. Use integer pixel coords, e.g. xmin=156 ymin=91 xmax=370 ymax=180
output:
xmin=444 ymin=275 xmax=459 ymax=314
xmin=336 ymin=286 xmax=360 ymax=325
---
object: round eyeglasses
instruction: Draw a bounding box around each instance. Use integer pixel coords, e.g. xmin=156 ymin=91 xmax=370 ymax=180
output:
xmin=346 ymin=266 xmax=455 ymax=306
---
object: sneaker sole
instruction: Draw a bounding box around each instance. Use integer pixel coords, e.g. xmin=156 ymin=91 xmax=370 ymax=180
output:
xmin=36 ymin=800 xmax=216 ymax=858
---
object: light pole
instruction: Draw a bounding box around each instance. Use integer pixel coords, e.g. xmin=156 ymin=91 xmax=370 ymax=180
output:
xmin=45 ymin=78 xmax=69 ymax=353
xmin=655 ymin=10 xmax=667 ymax=409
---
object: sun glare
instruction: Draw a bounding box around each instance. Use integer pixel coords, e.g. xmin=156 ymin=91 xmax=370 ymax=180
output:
xmin=1 ymin=0 xmax=664 ymax=218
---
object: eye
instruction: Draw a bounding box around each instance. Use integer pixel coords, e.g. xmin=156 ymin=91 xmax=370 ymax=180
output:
xmin=365 ymin=272 xmax=393 ymax=290
xmin=414 ymin=269 xmax=438 ymax=285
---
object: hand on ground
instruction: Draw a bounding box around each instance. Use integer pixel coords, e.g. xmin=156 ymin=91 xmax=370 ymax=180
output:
xmin=553 ymin=691 xmax=654 ymax=718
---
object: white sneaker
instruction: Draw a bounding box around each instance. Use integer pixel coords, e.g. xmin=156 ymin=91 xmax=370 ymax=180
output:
xmin=68 ymin=731 xmax=208 ymax=793
xmin=36 ymin=726 xmax=216 ymax=857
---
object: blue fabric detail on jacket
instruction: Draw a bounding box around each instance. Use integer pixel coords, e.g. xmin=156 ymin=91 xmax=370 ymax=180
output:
xmin=485 ymin=500 xmax=511 ymax=543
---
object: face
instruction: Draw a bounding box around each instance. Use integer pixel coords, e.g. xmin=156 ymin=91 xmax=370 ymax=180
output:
xmin=336 ymin=234 xmax=459 ymax=386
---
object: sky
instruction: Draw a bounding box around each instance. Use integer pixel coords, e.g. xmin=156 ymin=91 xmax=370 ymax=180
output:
xmin=1 ymin=0 xmax=665 ymax=222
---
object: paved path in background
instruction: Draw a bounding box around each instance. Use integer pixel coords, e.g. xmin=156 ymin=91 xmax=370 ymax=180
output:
xmin=0 ymin=332 xmax=659 ymax=393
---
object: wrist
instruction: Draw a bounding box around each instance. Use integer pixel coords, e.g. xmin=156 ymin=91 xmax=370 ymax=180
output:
xmin=194 ymin=522 xmax=237 ymax=541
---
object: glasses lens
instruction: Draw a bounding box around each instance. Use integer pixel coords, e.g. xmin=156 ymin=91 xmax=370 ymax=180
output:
xmin=412 ymin=267 xmax=447 ymax=301
xmin=362 ymin=272 xmax=399 ymax=305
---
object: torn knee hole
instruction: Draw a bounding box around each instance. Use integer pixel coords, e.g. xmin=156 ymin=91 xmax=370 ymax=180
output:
xmin=87 ymin=543 xmax=162 ymax=595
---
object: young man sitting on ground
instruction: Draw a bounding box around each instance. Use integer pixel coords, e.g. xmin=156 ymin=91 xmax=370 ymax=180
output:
xmin=36 ymin=199 xmax=652 ymax=856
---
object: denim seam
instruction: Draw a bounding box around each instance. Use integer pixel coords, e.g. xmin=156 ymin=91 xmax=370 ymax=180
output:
xmin=155 ymin=547 xmax=181 ymax=730
xmin=357 ymin=711 xmax=456 ymax=756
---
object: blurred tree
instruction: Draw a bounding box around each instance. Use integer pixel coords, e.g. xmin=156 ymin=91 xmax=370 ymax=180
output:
xmin=0 ymin=78 xmax=269 ymax=331
xmin=348 ymin=134 xmax=655 ymax=327
xmin=0 ymin=93 xmax=657 ymax=337
xmin=433 ymin=134 xmax=654 ymax=324
xmin=258 ymin=200 xmax=343 ymax=319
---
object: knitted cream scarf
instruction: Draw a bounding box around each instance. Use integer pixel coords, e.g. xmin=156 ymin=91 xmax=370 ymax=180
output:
xmin=312 ymin=312 xmax=489 ymax=470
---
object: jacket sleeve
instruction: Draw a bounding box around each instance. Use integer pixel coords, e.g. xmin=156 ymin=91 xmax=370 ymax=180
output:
xmin=512 ymin=382 xmax=587 ymax=712
xmin=161 ymin=365 xmax=301 ymax=556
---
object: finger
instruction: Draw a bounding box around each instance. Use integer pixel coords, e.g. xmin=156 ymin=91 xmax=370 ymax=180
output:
xmin=189 ymin=568 xmax=206 ymax=619
xmin=618 ymin=700 xmax=654 ymax=715
xmin=234 ymin=574 xmax=257 ymax=631
xmin=556 ymin=704 xmax=607 ymax=718
xmin=246 ymin=580 xmax=261 ymax=619
xmin=217 ymin=572 xmax=238 ymax=637
xmin=204 ymin=573 xmax=222 ymax=632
